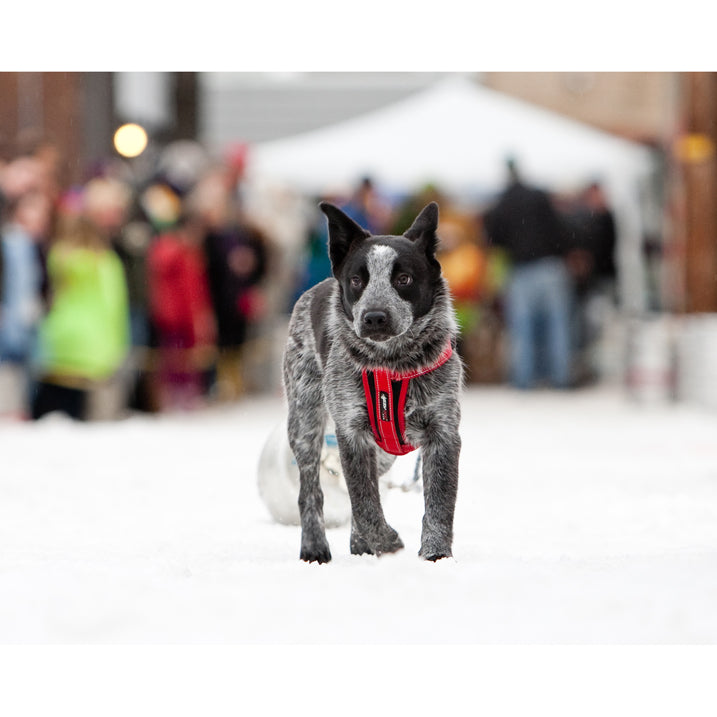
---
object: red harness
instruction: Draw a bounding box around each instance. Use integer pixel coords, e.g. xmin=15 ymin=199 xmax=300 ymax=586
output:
xmin=361 ymin=340 xmax=454 ymax=456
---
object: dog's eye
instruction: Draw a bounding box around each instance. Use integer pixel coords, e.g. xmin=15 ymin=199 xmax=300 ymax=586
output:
xmin=395 ymin=273 xmax=413 ymax=287
xmin=350 ymin=276 xmax=363 ymax=289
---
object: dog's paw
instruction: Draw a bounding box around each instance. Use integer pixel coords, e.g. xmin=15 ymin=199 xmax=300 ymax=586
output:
xmin=350 ymin=532 xmax=375 ymax=556
xmin=418 ymin=549 xmax=452 ymax=562
xmin=300 ymin=540 xmax=332 ymax=564
xmin=349 ymin=524 xmax=404 ymax=557
xmin=418 ymin=537 xmax=452 ymax=561
xmin=372 ymin=528 xmax=404 ymax=557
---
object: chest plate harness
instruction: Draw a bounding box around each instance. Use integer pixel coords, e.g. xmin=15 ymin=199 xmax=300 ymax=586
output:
xmin=361 ymin=340 xmax=454 ymax=456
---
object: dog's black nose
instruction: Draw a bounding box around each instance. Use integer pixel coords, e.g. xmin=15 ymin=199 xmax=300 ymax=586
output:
xmin=363 ymin=311 xmax=388 ymax=329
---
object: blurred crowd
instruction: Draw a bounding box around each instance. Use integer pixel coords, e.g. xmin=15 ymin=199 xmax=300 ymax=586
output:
xmin=0 ymin=138 xmax=619 ymax=423
xmin=0 ymin=138 xmax=273 ymax=421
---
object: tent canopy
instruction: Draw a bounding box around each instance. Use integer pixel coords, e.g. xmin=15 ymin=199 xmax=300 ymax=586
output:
xmin=247 ymin=76 xmax=655 ymax=199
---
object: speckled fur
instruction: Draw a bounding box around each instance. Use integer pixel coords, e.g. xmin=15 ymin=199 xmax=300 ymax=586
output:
xmin=282 ymin=202 xmax=462 ymax=563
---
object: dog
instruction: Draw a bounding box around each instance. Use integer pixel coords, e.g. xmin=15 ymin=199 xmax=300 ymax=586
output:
xmin=282 ymin=201 xmax=462 ymax=563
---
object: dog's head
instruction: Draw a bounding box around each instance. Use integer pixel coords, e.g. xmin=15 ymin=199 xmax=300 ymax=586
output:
xmin=319 ymin=201 xmax=443 ymax=343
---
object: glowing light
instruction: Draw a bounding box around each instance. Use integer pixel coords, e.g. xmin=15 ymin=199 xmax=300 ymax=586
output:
xmin=674 ymin=133 xmax=715 ymax=164
xmin=113 ymin=123 xmax=148 ymax=158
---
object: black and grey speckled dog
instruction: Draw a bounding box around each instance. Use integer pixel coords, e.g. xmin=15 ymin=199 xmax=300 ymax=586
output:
xmin=282 ymin=201 xmax=462 ymax=563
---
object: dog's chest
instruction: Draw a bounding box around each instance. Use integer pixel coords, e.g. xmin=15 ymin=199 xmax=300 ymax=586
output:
xmin=323 ymin=364 xmax=419 ymax=445
xmin=325 ymin=357 xmax=448 ymax=460
xmin=361 ymin=368 xmax=419 ymax=455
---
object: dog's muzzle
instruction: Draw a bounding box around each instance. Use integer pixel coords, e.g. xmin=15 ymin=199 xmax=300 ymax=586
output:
xmin=359 ymin=310 xmax=394 ymax=341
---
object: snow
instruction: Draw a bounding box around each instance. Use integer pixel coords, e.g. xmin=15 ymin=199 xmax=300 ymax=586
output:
xmin=2 ymin=385 xmax=717 ymax=645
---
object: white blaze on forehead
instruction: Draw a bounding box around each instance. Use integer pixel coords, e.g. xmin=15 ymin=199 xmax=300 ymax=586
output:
xmin=366 ymin=244 xmax=398 ymax=280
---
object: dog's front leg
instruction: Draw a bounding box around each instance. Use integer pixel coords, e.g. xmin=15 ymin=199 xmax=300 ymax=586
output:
xmin=419 ymin=427 xmax=460 ymax=561
xmin=336 ymin=431 xmax=404 ymax=556
xmin=287 ymin=407 xmax=331 ymax=564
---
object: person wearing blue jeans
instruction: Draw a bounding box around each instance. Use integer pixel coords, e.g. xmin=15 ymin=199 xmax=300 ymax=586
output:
xmin=484 ymin=159 xmax=573 ymax=389
xmin=505 ymin=256 xmax=572 ymax=389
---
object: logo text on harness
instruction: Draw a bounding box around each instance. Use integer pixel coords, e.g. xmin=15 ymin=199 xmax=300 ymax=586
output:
xmin=379 ymin=391 xmax=390 ymax=421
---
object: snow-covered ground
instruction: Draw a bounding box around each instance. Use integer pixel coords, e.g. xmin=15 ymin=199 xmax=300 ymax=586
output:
xmin=1 ymin=384 xmax=717 ymax=645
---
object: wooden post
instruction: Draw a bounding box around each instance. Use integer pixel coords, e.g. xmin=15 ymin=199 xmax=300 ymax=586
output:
xmin=678 ymin=72 xmax=717 ymax=313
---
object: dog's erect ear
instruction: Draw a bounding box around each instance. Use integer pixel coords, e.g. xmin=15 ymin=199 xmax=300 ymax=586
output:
xmin=320 ymin=201 xmax=371 ymax=276
xmin=404 ymin=202 xmax=440 ymax=259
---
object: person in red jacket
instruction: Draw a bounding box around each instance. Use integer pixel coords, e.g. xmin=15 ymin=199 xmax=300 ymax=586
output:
xmin=147 ymin=207 xmax=216 ymax=411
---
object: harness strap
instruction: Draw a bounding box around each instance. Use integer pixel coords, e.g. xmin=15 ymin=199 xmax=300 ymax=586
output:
xmin=362 ymin=340 xmax=453 ymax=456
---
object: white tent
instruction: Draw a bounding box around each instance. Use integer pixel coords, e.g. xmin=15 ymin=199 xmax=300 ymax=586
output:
xmin=246 ymin=77 xmax=656 ymax=312
xmin=247 ymin=76 xmax=655 ymax=200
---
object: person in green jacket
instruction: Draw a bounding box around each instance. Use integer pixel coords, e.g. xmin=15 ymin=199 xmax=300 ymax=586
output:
xmin=32 ymin=209 xmax=130 ymax=420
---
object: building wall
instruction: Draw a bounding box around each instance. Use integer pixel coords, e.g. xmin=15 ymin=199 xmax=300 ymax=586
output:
xmin=481 ymin=72 xmax=679 ymax=144
xmin=0 ymin=72 xmax=114 ymax=185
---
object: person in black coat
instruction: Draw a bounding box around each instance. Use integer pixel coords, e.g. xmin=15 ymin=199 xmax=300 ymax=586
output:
xmin=564 ymin=181 xmax=618 ymax=384
xmin=483 ymin=158 xmax=573 ymax=389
